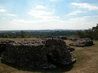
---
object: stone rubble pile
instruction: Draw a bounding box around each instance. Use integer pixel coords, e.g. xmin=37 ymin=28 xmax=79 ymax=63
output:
xmin=0 ymin=39 xmax=76 ymax=69
xmin=70 ymin=38 xmax=93 ymax=47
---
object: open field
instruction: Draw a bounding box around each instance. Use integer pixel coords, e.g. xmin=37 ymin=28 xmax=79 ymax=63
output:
xmin=0 ymin=39 xmax=98 ymax=73
xmin=0 ymin=38 xmax=41 ymax=41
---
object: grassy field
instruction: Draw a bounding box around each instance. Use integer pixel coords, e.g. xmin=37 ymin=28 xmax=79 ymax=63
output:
xmin=0 ymin=39 xmax=98 ymax=73
xmin=0 ymin=38 xmax=41 ymax=40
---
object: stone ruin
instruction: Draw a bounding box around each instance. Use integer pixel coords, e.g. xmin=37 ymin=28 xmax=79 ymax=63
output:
xmin=0 ymin=39 xmax=76 ymax=69
xmin=52 ymin=36 xmax=67 ymax=40
xmin=68 ymin=38 xmax=79 ymax=41
xmin=57 ymin=36 xmax=67 ymax=40
xmin=70 ymin=38 xmax=93 ymax=47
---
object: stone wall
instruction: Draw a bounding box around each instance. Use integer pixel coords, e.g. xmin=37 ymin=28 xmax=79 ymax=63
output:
xmin=70 ymin=38 xmax=93 ymax=47
xmin=0 ymin=39 xmax=76 ymax=69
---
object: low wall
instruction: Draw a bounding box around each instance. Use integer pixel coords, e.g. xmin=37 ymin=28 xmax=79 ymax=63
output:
xmin=0 ymin=39 xmax=76 ymax=69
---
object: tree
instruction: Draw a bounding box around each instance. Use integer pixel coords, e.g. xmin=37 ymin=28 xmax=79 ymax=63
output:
xmin=20 ymin=31 xmax=32 ymax=38
xmin=77 ymin=24 xmax=98 ymax=40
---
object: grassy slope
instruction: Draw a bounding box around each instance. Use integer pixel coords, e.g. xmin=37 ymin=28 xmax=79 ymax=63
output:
xmin=0 ymin=39 xmax=98 ymax=73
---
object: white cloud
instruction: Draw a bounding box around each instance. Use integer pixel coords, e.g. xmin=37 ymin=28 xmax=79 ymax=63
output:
xmin=71 ymin=3 xmax=98 ymax=10
xmin=28 ymin=9 xmax=59 ymax=20
xmin=6 ymin=13 xmax=17 ymax=17
xmin=62 ymin=16 xmax=98 ymax=29
xmin=67 ymin=10 xmax=84 ymax=16
xmin=0 ymin=8 xmax=6 ymax=12
xmin=35 ymin=5 xmax=46 ymax=9
xmin=28 ymin=10 xmax=54 ymax=17
xmin=28 ymin=5 xmax=59 ymax=20
xmin=0 ymin=4 xmax=97 ymax=30
xmin=0 ymin=8 xmax=16 ymax=17
xmin=12 ymin=19 xmax=26 ymax=23
xmin=0 ymin=15 xmax=98 ymax=30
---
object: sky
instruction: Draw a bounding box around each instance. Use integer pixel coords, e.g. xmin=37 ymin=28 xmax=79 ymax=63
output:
xmin=0 ymin=0 xmax=98 ymax=30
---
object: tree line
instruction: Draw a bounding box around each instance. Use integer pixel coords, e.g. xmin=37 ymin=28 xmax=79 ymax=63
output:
xmin=1 ymin=24 xmax=97 ymax=39
xmin=0 ymin=30 xmax=76 ymax=38
xmin=0 ymin=31 xmax=32 ymax=38
xmin=77 ymin=24 xmax=98 ymax=40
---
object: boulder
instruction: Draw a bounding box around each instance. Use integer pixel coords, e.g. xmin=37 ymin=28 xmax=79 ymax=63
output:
xmin=0 ymin=39 xmax=76 ymax=69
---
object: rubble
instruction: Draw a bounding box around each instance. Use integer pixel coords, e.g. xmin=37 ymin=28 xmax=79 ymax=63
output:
xmin=70 ymin=38 xmax=93 ymax=47
xmin=0 ymin=39 xmax=76 ymax=69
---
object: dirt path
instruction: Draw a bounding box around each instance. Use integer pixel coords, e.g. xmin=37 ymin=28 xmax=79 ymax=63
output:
xmin=65 ymin=42 xmax=98 ymax=73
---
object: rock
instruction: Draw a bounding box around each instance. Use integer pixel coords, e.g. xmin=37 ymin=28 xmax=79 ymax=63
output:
xmin=0 ymin=39 xmax=76 ymax=69
xmin=67 ymin=46 xmax=75 ymax=52
xmin=48 ymin=64 xmax=56 ymax=69
xmin=68 ymin=38 xmax=78 ymax=41
xmin=59 ymin=36 xmax=67 ymax=40
xmin=53 ymin=36 xmax=67 ymax=40
xmin=70 ymin=38 xmax=93 ymax=47
xmin=45 ymin=38 xmax=74 ymax=66
xmin=0 ymin=40 xmax=15 ymax=57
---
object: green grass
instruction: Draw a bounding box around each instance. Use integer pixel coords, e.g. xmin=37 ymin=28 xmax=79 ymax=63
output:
xmin=0 ymin=39 xmax=98 ymax=73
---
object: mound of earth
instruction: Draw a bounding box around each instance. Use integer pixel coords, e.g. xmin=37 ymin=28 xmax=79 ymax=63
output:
xmin=0 ymin=39 xmax=76 ymax=69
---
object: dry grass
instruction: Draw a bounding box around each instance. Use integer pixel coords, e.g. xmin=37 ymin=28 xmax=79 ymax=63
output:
xmin=65 ymin=41 xmax=98 ymax=73
xmin=0 ymin=39 xmax=98 ymax=73
xmin=0 ymin=38 xmax=41 ymax=41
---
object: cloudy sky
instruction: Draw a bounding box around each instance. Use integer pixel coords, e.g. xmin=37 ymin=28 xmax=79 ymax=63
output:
xmin=0 ymin=0 xmax=98 ymax=30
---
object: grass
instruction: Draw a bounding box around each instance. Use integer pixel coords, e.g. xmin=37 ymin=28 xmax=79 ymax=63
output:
xmin=0 ymin=38 xmax=41 ymax=41
xmin=0 ymin=38 xmax=98 ymax=73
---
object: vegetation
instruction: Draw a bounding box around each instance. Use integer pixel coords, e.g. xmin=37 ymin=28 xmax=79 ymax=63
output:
xmin=0 ymin=31 xmax=32 ymax=38
xmin=1 ymin=24 xmax=98 ymax=39
xmin=0 ymin=30 xmax=76 ymax=38
xmin=77 ymin=24 xmax=98 ymax=40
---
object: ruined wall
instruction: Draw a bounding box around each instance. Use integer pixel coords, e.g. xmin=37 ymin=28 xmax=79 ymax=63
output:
xmin=70 ymin=38 xmax=93 ymax=47
xmin=0 ymin=39 xmax=76 ymax=69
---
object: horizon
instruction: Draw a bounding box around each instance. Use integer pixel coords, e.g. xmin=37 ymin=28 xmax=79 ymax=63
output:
xmin=0 ymin=29 xmax=88 ymax=31
xmin=0 ymin=0 xmax=98 ymax=30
